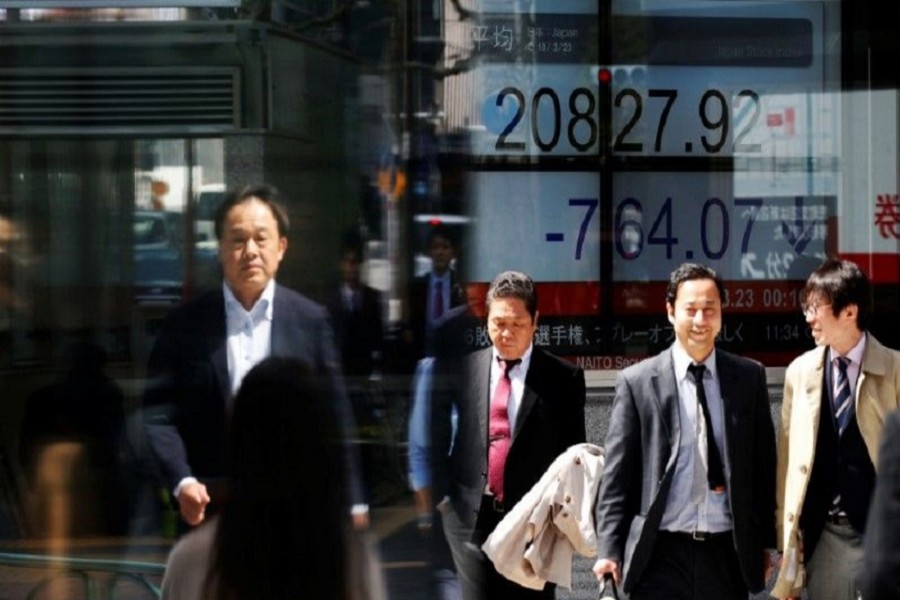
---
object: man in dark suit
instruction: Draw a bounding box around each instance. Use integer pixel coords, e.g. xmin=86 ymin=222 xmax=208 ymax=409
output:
xmin=432 ymin=270 xmax=586 ymax=600
xmin=327 ymin=230 xmax=384 ymax=382
xmin=593 ymin=262 xmax=776 ymax=599
xmin=859 ymin=409 xmax=900 ymax=600
xmin=326 ymin=230 xmax=384 ymax=506
xmin=142 ymin=183 xmax=365 ymax=529
xmin=409 ymin=223 xmax=463 ymax=360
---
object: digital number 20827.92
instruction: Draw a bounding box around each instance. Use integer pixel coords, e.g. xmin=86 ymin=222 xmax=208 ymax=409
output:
xmin=492 ymin=86 xmax=761 ymax=154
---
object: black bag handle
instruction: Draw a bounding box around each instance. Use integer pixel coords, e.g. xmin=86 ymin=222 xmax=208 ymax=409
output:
xmin=598 ymin=573 xmax=619 ymax=600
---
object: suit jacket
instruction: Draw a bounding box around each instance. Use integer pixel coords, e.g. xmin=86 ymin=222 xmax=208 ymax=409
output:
xmin=859 ymin=409 xmax=900 ymax=600
xmin=142 ymin=284 xmax=363 ymax=506
xmin=432 ymin=345 xmax=586 ymax=531
xmin=326 ymin=284 xmax=384 ymax=379
xmin=773 ymin=334 xmax=900 ymax=598
xmin=409 ymin=270 xmax=463 ymax=359
xmin=595 ymin=346 xmax=776 ymax=595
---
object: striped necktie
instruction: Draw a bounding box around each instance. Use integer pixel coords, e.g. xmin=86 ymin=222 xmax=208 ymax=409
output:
xmin=833 ymin=356 xmax=853 ymax=434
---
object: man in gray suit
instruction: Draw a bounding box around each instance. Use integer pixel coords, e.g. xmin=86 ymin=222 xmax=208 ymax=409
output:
xmin=593 ymin=262 xmax=776 ymax=599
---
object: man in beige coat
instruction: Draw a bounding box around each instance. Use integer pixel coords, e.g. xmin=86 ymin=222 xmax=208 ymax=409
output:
xmin=773 ymin=258 xmax=900 ymax=600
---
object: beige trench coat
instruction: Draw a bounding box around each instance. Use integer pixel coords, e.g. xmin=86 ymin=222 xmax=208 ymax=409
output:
xmin=772 ymin=335 xmax=900 ymax=598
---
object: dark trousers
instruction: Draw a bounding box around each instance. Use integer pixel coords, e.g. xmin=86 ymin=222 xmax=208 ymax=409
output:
xmin=630 ymin=531 xmax=745 ymax=600
xmin=470 ymin=495 xmax=555 ymax=600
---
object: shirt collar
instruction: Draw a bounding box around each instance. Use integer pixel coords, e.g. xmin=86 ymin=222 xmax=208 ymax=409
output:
xmin=431 ymin=271 xmax=450 ymax=285
xmin=830 ymin=332 xmax=867 ymax=366
xmin=223 ymin=279 xmax=275 ymax=323
xmin=492 ymin=343 xmax=534 ymax=375
xmin=672 ymin=342 xmax=717 ymax=382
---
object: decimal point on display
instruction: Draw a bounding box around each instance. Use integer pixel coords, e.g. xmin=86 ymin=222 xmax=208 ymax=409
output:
xmin=546 ymin=232 xmax=564 ymax=242
xmin=685 ymin=250 xmax=694 ymax=259
xmin=684 ymin=142 xmax=693 ymax=152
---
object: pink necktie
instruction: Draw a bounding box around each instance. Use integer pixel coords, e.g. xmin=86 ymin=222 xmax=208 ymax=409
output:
xmin=488 ymin=358 xmax=520 ymax=503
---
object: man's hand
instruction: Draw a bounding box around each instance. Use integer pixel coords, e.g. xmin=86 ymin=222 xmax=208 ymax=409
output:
xmin=413 ymin=487 xmax=433 ymax=530
xmin=352 ymin=511 xmax=370 ymax=531
xmin=764 ymin=550 xmax=775 ymax=584
xmin=592 ymin=558 xmax=622 ymax=587
xmin=177 ymin=481 xmax=210 ymax=526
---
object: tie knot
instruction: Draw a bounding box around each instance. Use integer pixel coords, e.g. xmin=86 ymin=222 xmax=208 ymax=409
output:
xmin=835 ymin=356 xmax=850 ymax=373
xmin=687 ymin=363 xmax=706 ymax=383
xmin=498 ymin=357 xmax=521 ymax=374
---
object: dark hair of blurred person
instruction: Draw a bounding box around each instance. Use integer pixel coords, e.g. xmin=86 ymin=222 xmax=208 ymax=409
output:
xmin=161 ymin=356 xmax=384 ymax=600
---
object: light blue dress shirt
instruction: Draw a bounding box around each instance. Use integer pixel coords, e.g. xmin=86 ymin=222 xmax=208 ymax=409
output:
xmin=659 ymin=344 xmax=733 ymax=534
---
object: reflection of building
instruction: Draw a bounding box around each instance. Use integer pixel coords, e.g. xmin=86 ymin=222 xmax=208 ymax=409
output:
xmin=0 ymin=6 xmax=390 ymax=554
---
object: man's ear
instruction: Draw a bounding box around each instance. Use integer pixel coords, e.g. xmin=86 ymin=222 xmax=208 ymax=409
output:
xmin=666 ymin=302 xmax=676 ymax=325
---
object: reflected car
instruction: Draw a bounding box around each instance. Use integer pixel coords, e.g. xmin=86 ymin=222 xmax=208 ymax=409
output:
xmin=133 ymin=210 xmax=184 ymax=305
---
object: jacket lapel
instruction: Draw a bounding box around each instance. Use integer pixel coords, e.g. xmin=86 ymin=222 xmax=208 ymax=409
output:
xmin=512 ymin=350 xmax=541 ymax=440
xmin=208 ymin=293 xmax=230 ymax=404
xmin=804 ymin=347 xmax=826 ymax=430
xmin=270 ymin=284 xmax=293 ymax=356
xmin=651 ymin=349 xmax=679 ymax=457
xmin=471 ymin=349 xmax=491 ymax=455
xmin=715 ymin=351 xmax=742 ymax=477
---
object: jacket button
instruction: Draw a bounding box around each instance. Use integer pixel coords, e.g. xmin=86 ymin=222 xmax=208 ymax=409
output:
xmin=788 ymin=512 xmax=795 ymax=522
xmin=565 ymin=495 xmax=571 ymax=504
xmin=574 ymin=457 xmax=582 ymax=465
xmin=799 ymin=465 xmax=808 ymax=474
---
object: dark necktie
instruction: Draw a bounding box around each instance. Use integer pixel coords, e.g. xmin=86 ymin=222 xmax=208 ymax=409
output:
xmin=687 ymin=363 xmax=726 ymax=492
xmin=833 ymin=356 xmax=853 ymax=434
xmin=488 ymin=357 xmax=521 ymax=503
xmin=432 ymin=279 xmax=444 ymax=322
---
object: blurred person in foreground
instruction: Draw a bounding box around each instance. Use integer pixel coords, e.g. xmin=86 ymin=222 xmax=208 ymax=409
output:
xmin=773 ymin=258 xmax=900 ymax=600
xmin=432 ymin=270 xmax=586 ymax=600
xmin=142 ymin=183 xmax=365 ymax=530
xmin=593 ymin=262 xmax=776 ymax=599
xmin=859 ymin=409 xmax=900 ymax=600
xmin=161 ymin=357 xmax=386 ymax=600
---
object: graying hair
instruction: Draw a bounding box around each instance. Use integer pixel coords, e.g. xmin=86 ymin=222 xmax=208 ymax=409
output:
xmin=485 ymin=271 xmax=537 ymax=318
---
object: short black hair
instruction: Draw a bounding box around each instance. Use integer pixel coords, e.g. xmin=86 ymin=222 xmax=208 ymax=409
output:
xmin=665 ymin=263 xmax=726 ymax=306
xmin=427 ymin=223 xmax=455 ymax=248
xmin=339 ymin=228 xmax=363 ymax=260
xmin=485 ymin=271 xmax=537 ymax=319
xmin=803 ymin=258 xmax=871 ymax=330
xmin=214 ymin=183 xmax=290 ymax=240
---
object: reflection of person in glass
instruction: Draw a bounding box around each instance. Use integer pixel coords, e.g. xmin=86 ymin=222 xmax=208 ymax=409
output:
xmin=327 ymin=229 xmax=384 ymax=382
xmin=409 ymin=223 xmax=462 ymax=359
xmin=773 ymin=258 xmax=900 ymax=600
xmin=142 ymin=184 xmax=365 ymax=530
xmin=19 ymin=340 xmax=130 ymax=538
xmin=593 ymin=262 xmax=776 ymax=600
xmin=0 ymin=209 xmax=27 ymax=346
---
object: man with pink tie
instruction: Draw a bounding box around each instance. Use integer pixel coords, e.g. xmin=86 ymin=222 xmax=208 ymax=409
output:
xmin=431 ymin=270 xmax=586 ymax=600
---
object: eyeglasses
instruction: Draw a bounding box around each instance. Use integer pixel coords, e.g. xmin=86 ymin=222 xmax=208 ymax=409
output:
xmin=801 ymin=302 xmax=832 ymax=318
